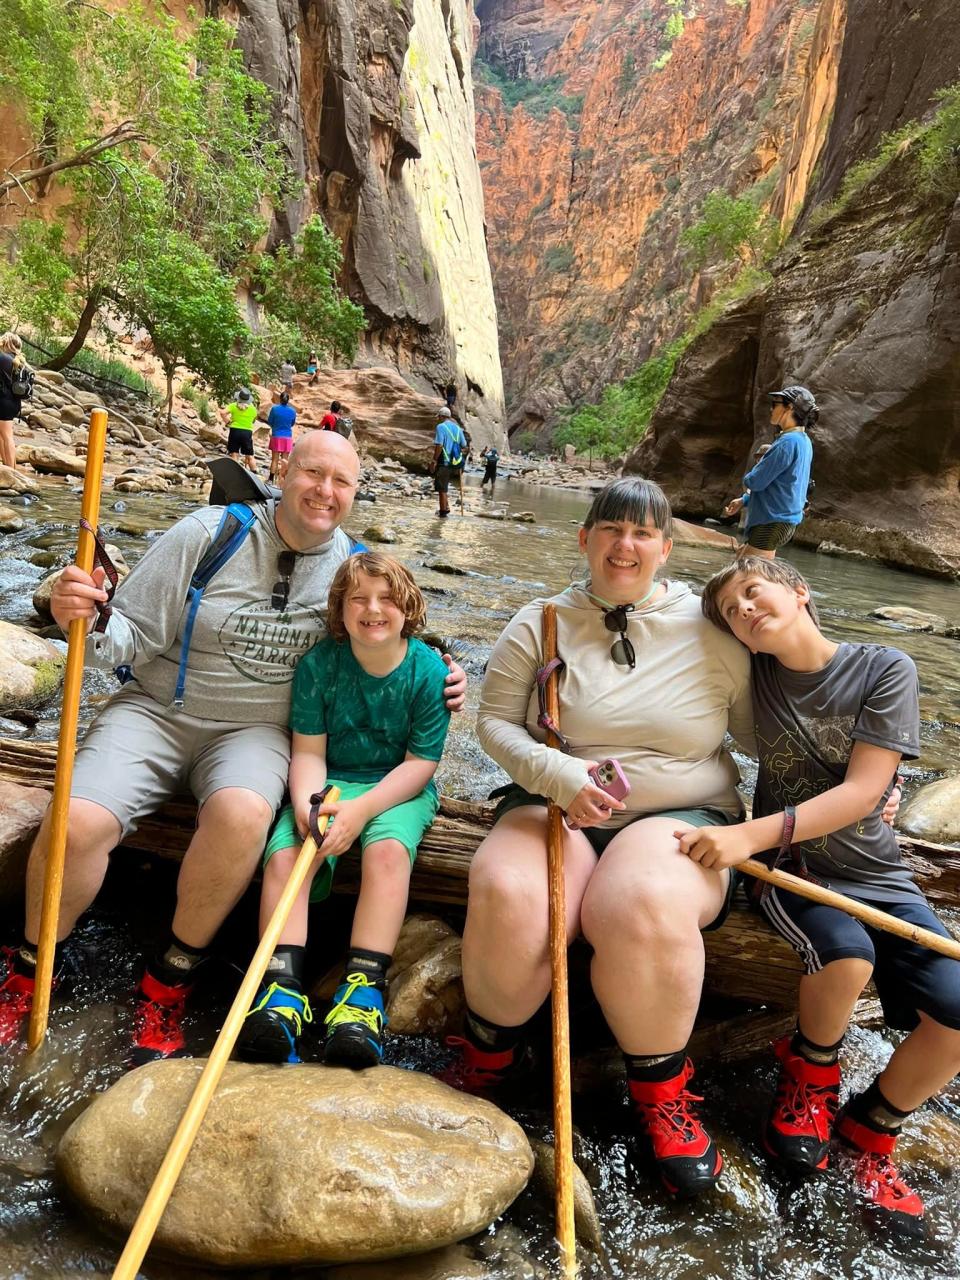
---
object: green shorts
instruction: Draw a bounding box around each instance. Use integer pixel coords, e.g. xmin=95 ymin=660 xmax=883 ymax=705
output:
xmin=264 ymin=780 xmax=439 ymax=903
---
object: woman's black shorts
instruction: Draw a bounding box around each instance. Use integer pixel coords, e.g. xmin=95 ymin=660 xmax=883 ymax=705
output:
xmin=227 ymin=428 xmax=255 ymax=456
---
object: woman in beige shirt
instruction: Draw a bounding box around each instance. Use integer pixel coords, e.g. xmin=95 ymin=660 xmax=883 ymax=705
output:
xmin=447 ymin=477 xmax=756 ymax=1198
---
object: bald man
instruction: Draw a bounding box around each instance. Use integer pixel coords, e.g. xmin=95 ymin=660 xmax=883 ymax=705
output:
xmin=2 ymin=433 xmax=466 ymax=1060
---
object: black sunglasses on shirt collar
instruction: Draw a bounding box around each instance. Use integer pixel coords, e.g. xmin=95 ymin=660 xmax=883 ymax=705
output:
xmin=272 ymin=550 xmax=297 ymax=611
xmin=603 ymin=605 xmax=636 ymax=669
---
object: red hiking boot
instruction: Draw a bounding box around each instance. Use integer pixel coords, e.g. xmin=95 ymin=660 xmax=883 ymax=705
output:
xmin=763 ymin=1036 xmax=839 ymax=1174
xmin=0 ymin=947 xmax=35 ymax=1048
xmin=130 ymin=969 xmax=192 ymax=1066
xmin=836 ymin=1107 xmax=925 ymax=1236
xmin=440 ymin=1035 xmax=522 ymax=1096
xmin=629 ymin=1058 xmax=722 ymax=1197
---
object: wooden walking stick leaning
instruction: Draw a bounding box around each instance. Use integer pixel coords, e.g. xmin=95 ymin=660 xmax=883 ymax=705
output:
xmin=738 ymin=858 xmax=960 ymax=960
xmin=111 ymin=789 xmax=341 ymax=1280
xmin=541 ymin=603 xmax=578 ymax=1280
xmin=28 ymin=406 xmax=109 ymax=1053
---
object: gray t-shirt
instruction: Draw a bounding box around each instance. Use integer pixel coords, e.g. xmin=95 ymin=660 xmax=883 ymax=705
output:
xmin=752 ymin=642 xmax=921 ymax=903
xmin=85 ymin=502 xmax=355 ymax=725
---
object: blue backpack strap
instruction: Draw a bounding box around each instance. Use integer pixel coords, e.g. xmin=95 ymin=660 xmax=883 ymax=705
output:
xmin=347 ymin=537 xmax=366 ymax=554
xmin=172 ymin=503 xmax=257 ymax=709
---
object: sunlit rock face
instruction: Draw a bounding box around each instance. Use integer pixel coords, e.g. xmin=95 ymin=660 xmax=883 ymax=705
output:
xmin=475 ymin=0 xmax=837 ymax=437
xmin=223 ymin=0 xmax=505 ymax=445
xmin=627 ymin=0 xmax=960 ymax=577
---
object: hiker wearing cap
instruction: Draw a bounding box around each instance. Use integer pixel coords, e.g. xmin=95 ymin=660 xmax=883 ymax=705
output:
xmin=221 ymin=389 xmax=260 ymax=473
xmin=723 ymin=385 xmax=816 ymax=558
xmin=0 ymin=431 xmax=468 ymax=1063
xmin=267 ymin=391 xmax=297 ymax=483
xmin=431 ymin=409 xmax=467 ymax=518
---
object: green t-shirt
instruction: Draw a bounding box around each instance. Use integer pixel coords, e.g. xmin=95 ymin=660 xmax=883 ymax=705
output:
xmin=226 ymin=402 xmax=258 ymax=431
xmin=290 ymin=635 xmax=451 ymax=786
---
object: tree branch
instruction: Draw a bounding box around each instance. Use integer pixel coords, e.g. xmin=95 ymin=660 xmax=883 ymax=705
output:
xmin=0 ymin=122 xmax=145 ymax=199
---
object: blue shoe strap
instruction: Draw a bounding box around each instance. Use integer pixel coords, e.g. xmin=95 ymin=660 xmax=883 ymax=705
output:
xmin=332 ymin=983 xmax=385 ymax=1014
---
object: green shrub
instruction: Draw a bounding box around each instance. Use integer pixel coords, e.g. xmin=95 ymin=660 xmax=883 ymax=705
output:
xmin=198 ymin=395 xmax=213 ymax=424
xmin=619 ymin=52 xmax=637 ymax=95
xmin=474 ymin=58 xmax=584 ymax=121
xmin=919 ymin=81 xmax=960 ymax=194
xmin=543 ymin=243 xmax=575 ymax=273
xmin=680 ymin=189 xmax=780 ymax=267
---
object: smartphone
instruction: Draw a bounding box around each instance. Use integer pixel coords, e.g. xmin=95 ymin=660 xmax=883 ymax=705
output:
xmin=588 ymin=758 xmax=630 ymax=802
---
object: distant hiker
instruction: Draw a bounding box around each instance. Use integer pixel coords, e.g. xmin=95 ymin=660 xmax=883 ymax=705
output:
xmin=306 ymin=350 xmax=318 ymax=385
xmin=698 ymin=557 xmax=958 ymax=1233
xmin=481 ymin=446 xmax=500 ymax=489
xmin=238 ymin=552 xmax=451 ymax=1067
xmin=267 ymin=391 xmax=297 ymax=483
xmin=731 ymin=442 xmax=771 ymax=535
xmin=0 ymin=331 xmax=30 ymax=470
xmin=431 ymin=409 xmax=467 ymax=518
xmin=320 ymin=400 xmax=342 ymax=432
xmin=221 ymin=388 xmax=259 ymax=473
xmin=723 ymin=385 xmax=816 ymax=559
xmin=280 ymin=359 xmax=297 ymax=391
xmin=0 ymin=431 xmax=467 ymax=1062
xmin=445 ymin=382 xmax=457 ymax=413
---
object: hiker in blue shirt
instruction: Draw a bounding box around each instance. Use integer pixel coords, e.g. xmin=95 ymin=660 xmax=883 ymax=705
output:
xmin=430 ymin=410 xmax=467 ymax=518
xmin=724 ymin=385 xmax=816 ymax=558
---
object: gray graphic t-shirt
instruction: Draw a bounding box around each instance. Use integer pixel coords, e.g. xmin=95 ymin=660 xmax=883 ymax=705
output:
xmin=86 ymin=502 xmax=355 ymax=724
xmin=751 ymin=642 xmax=921 ymax=903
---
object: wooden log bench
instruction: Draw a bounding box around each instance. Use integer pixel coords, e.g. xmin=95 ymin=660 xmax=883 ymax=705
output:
xmin=3 ymin=737 xmax=958 ymax=1011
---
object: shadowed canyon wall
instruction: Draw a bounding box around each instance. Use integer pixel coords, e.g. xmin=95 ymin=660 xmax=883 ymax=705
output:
xmin=477 ymin=0 xmax=960 ymax=572
xmin=628 ymin=0 xmax=960 ymax=575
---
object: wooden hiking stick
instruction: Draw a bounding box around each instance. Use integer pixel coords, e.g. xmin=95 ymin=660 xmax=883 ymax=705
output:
xmin=111 ymin=792 xmax=340 ymax=1280
xmin=739 ymin=858 xmax=960 ymax=960
xmin=28 ymin=407 xmax=109 ymax=1052
xmin=541 ymin=603 xmax=578 ymax=1279
xmin=457 ymin=466 xmax=465 ymax=515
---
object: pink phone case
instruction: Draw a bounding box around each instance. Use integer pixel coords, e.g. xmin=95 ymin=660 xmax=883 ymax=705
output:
xmin=588 ymin=758 xmax=630 ymax=801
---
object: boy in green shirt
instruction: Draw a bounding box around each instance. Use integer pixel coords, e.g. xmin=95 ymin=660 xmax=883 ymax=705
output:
xmin=239 ymin=552 xmax=451 ymax=1067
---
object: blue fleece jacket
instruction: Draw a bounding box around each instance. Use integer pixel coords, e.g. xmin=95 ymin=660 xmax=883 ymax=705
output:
xmin=742 ymin=430 xmax=813 ymax=528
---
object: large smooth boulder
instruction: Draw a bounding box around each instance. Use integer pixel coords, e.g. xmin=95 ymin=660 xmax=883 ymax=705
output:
xmin=387 ymin=916 xmax=465 ymax=1036
xmin=0 ymin=621 xmax=65 ymax=711
xmin=15 ymin=445 xmax=88 ymax=477
xmin=0 ymin=780 xmax=49 ymax=905
xmin=57 ymin=1061 xmax=533 ymax=1268
xmin=671 ymin=518 xmax=737 ymax=551
xmin=0 ymin=504 xmax=23 ymax=532
xmin=898 ymin=776 xmax=960 ymax=845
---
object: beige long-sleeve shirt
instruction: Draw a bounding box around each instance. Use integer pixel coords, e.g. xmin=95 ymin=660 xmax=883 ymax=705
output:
xmin=477 ymin=581 xmax=756 ymax=825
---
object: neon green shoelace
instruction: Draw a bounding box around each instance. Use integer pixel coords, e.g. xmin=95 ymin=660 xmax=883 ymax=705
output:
xmin=324 ymin=972 xmax=384 ymax=1034
xmin=247 ymin=982 xmax=313 ymax=1037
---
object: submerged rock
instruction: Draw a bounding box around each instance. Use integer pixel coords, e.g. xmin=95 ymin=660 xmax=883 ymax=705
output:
xmin=870 ymin=606 xmax=958 ymax=636
xmin=0 ymin=504 xmax=23 ymax=531
xmin=0 ymin=779 xmax=49 ymax=905
xmin=0 ymin=621 xmax=66 ymax=712
xmin=529 ymin=1140 xmax=603 ymax=1251
xmin=898 ymin=775 xmax=960 ymax=845
xmin=323 ymin=1245 xmax=493 ymax=1279
xmin=57 ymin=1060 xmax=533 ymax=1268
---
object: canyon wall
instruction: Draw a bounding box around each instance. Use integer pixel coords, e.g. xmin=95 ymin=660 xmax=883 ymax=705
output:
xmin=222 ymin=0 xmax=505 ymax=443
xmin=628 ymin=0 xmax=960 ymax=575
xmin=474 ymin=0 xmax=840 ymax=436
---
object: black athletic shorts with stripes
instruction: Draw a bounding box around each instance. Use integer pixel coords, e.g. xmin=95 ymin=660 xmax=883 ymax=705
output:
xmin=759 ymin=885 xmax=960 ymax=1032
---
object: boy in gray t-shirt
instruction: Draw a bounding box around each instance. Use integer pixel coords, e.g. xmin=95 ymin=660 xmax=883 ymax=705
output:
xmin=688 ymin=557 xmax=960 ymax=1235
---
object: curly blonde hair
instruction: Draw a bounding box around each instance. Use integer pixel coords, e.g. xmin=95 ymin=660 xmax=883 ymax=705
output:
xmin=0 ymin=332 xmax=25 ymax=368
xmin=326 ymin=552 xmax=427 ymax=641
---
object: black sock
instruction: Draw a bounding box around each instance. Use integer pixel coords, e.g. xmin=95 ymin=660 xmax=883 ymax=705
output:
xmin=264 ymin=945 xmax=306 ymax=990
xmin=463 ymin=1007 xmax=522 ymax=1055
xmin=343 ymin=947 xmax=392 ymax=993
xmin=792 ymin=1026 xmax=843 ymax=1066
xmin=149 ymin=933 xmax=206 ymax=986
xmin=13 ymin=936 xmax=59 ymax=979
xmin=623 ymin=1049 xmax=687 ymax=1082
xmin=848 ymin=1079 xmax=912 ymax=1135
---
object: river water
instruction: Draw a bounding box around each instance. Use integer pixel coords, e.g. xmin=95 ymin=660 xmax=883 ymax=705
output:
xmin=1 ymin=471 xmax=959 ymax=1278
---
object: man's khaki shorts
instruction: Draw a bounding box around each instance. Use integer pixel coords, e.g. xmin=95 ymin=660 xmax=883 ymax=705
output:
xmin=71 ymin=686 xmax=290 ymax=838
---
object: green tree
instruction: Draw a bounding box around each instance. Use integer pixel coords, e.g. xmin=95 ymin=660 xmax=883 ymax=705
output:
xmin=1 ymin=4 xmax=288 ymax=419
xmin=254 ymin=216 xmax=365 ymax=370
xmin=680 ymin=189 xmax=779 ymax=268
